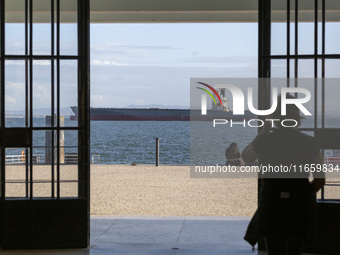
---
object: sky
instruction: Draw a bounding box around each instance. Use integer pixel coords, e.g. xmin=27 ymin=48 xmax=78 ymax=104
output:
xmin=90 ymin=23 xmax=258 ymax=108
xmin=3 ymin=22 xmax=340 ymax=115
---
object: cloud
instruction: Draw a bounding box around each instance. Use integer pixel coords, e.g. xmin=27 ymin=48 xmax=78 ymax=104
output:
xmin=4 ymin=82 xmax=26 ymax=111
xmin=33 ymin=83 xmax=51 ymax=108
xmin=5 ymin=60 xmax=25 ymax=66
xmin=91 ymin=42 xmax=179 ymax=51
xmin=91 ymin=94 xmax=113 ymax=107
xmin=5 ymin=95 xmax=16 ymax=105
xmin=6 ymin=82 xmax=25 ymax=90
xmin=90 ymin=65 xmax=258 ymax=108
xmin=114 ymin=45 xmax=180 ymax=50
xmin=92 ymin=60 xmax=129 ymax=66
xmin=90 ymin=42 xmax=182 ymax=67
xmin=180 ymin=55 xmax=257 ymax=65
xmin=33 ymin=60 xmax=51 ymax=66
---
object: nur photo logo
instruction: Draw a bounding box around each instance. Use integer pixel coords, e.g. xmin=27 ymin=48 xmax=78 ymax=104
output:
xmin=195 ymin=80 xmax=312 ymax=128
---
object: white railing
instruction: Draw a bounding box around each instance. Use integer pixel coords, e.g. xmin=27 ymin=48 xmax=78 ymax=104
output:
xmin=6 ymin=154 xmax=101 ymax=164
xmin=5 ymin=154 xmax=45 ymax=164
xmin=5 ymin=155 xmax=25 ymax=164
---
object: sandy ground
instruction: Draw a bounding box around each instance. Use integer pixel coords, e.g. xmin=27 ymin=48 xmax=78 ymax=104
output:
xmin=90 ymin=165 xmax=258 ymax=216
xmin=5 ymin=164 xmax=340 ymax=216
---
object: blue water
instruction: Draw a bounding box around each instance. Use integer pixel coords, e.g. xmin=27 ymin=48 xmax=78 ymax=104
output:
xmin=4 ymin=117 xmax=340 ymax=165
xmin=5 ymin=118 xmax=190 ymax=164
xmin=91 ymin=121 xmax=190 ymax=164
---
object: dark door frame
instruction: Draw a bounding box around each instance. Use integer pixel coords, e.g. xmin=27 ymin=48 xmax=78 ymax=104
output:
xmin=258 ymin=0 xmax=340 ymax=253
xmin=0 ymin=0 xmax=90 ymax=249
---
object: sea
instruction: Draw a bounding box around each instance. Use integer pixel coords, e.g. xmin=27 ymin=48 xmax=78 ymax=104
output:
xmin=4 ymin=117 xmax=340 ymax=165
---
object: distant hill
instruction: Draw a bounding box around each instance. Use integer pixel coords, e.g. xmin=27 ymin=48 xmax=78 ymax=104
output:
xmin=6 ymin=107 xmax=73 ymax=117
xmin=124 ymin=104 xmax=189 ymax=109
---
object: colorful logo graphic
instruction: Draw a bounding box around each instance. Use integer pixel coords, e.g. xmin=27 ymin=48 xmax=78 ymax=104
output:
xmin=196 ymin=82 xmax=222 ymax=106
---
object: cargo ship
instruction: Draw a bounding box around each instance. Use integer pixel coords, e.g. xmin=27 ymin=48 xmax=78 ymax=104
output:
xmin=70 ymin=106 xmax=256 ymax=121
xmin=70 ymin=87 xmax=255 ymax=121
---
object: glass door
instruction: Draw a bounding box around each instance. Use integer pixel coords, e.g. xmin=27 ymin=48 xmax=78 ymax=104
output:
xmin=0 ymin=0 xmax=90 ymax=249
xmin=259 ymin=0 xmax=340 ymax=253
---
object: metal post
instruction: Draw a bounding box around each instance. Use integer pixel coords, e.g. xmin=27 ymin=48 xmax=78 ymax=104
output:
xmin=154 ymin=138 xmax=161 ymax=166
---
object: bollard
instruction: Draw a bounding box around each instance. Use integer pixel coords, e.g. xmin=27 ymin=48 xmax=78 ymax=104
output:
xmin=154 ymin=138 xmax=161 ymax=166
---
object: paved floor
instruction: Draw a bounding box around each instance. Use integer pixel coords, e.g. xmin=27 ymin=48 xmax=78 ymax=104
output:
xmin=0 ymin=216 xmax=317 ymax=254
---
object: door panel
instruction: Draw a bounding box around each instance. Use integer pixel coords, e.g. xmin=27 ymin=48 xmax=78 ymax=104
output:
xmin=0 ymin=0 xmax=90 ymax=249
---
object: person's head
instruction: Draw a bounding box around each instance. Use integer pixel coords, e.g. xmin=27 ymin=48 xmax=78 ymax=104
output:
xmin=230 ymin=142 xmax=237 ymax=148
xmin=271 ymin=94 xmax=302 ymax=129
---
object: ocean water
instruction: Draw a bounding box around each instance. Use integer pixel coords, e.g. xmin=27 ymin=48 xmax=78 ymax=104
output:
xmin=5 ymin=118 xmax=191 ymax=165
xmin=91 ymin=121 xmax=190 ymax=164
xmin=4 ymin=117 xmax=340 ymax=165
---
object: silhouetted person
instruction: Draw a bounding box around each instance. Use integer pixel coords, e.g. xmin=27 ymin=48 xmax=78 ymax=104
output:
xmin=225 ymin=142 xmax=241 ymax=166
xmin=242 ymin=94 xmax=325 ymax=255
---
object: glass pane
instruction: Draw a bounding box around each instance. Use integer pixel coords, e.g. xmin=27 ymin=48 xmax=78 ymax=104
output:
xmin=297 ymin=79 xmax=316 ymax=129
xmin=62 ymin=130 xmax=78 ymax=165
xmin=297 ymin=0 xmax=314 ymax=55
xmin=33 ymin=60 xmax=52 ymax=126
xmin=63 ymin=130 xmax=78 ymax=147
xmin=33 ymin=130 xmax=67 ymax=164
xmin=324 ymin=78 xmax=340 ymax=127
xmin=33 ymin=130 xmax=53 ymax=165
xmin=325 ymin=59 xmax=340 ymax=78
xmin=317 ymin=21 xmax=322 ymax=55
xmin=289 ymin=19 xmax=296 ymax=55
xmin=5 ymin=60 xmax=26 ymax=127
xmin=33 ymin=183 xmax=51 ymax=197
xmin=5 ymin=147 xmax=30 ymax=198
xmin=60 ymin=181 xmax=78 ymax=197
xmin=325 ymin=9 xmax=340 ymax=54
xmin=32 ymin=130 xmax=52 ymax=197
xmin=5 ymin=183 xmax=26 ymax=198
xmin=33 ymin=0 xmax=51 ymax=55
xmin=5 ymin=148 xmax=28 ymax=178
xmin=271 ymin=23 xmax=287 ymax=55
xmin=271 ymin=60 xmax=286 ymax=78
xmin=5 ymin=0 xmax=26 ymax=55
xmin=32 ymin=154 xmax=52 ymax=197
xmin=289 ymin=59 xmax=296 ymax=78
xmin=60 ymin=0 xmax=78 ymax=55
xmin=297 ymin=60 xmax=314 ymax=78
xmin=271 ymin=0 xmax=286 ymax=56
xmin=60 ymin=129 xmax=78 ymax=197
xmin=60 ymin=60 xmax=78 ymax=126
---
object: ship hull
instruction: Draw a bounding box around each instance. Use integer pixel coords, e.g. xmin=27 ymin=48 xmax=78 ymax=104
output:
xmin=70 ymin=107 xmax=255 ymax=121
xmin=70 ymin=114 xmax=190 ymax=121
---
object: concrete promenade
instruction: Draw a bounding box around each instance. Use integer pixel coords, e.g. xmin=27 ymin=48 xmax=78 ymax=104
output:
xmin=0 ymin=215 xmax=321 ymax=254
xmin=1 ymin=164 xmax=326 ymax=254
